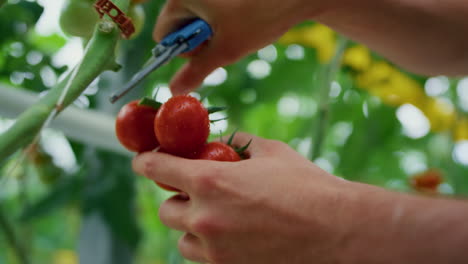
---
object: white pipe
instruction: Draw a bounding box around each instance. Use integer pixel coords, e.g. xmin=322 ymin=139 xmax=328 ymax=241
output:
xmin=0 ymin=85 xmax=132 ymax=157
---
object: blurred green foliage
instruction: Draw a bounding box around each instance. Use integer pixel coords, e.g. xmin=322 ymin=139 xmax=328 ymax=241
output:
xmin=0 ymin=0 xmax=467 ymax=263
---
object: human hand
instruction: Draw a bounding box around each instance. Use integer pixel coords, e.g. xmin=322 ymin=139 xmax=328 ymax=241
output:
xmin=154 ymin=0 xmax=331 ymax=95
xmin=133 ymin=132 xmax=355 ymax=263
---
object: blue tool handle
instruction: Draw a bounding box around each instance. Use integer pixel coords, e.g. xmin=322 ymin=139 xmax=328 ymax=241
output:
xmin=160 ymin=19 xmax=213 ymax=53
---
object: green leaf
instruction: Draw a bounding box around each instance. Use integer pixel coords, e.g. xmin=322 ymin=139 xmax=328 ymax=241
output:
xmin=27 ymin=32 xmax=67 ymax=55
xmin=18 ymin=175 xmax=83 ymax=222
xmin=82 ymin=150 xmax=141 ymax=250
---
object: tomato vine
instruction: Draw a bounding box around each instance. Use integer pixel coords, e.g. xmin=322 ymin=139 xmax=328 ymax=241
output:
xmin=0 ymin=0 xmax=130 ymax=162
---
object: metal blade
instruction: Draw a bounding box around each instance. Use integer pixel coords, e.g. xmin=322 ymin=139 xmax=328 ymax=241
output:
xmin=109 ymin=43 xmax=188 ymax=103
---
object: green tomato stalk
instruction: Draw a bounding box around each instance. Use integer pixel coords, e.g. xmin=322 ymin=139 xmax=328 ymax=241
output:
xmin=0 ymin=0 xmax=130 ymax=162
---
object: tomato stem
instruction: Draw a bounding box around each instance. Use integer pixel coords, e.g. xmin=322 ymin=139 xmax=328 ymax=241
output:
xmin=309 ymin=36 xmax=349 ymax=161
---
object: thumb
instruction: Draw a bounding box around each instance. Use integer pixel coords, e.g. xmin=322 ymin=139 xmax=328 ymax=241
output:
xmin=153 ymin=2 xmax=195 ymax=42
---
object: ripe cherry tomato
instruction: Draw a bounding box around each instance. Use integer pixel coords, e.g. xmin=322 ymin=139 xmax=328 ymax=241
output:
xmin=194 ymin=142 xmax=241 ymax=161
xmin=115 ymin=100 xmax=159 ymax=153
xmin=154 ymin=95 xmax=210 ymax=158
xmin=410 ymin=169 xmax=443 ymax=193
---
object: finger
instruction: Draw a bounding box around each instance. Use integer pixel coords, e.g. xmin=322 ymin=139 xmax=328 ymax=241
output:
xmin=132 ymin=152 xmax=219 ymax=193
xmin=169 ymin=45 xmax=226 ymax=95
xmin=178 ymin=233 xmax=207 ymax=263
xmin=153 ymin=2 xmax=195 ymax=42
xmin=159 ymin=194 xmax=191 ymax=231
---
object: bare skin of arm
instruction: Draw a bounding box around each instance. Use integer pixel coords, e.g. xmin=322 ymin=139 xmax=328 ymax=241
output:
xmin=154 ymin=0 xmax=468 ymax=94
xmin=133 ymin=133 xmax=468 ymax=264
xmin=316 ymin=0 xmax=468 ymax=77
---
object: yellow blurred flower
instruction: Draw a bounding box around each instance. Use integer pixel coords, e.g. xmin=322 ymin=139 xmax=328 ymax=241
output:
xmin=278 ymin=24 xmax=337 ymax=63
xmin=316 ymin=42 xmax=337 ymax=63
xmin=343 ymin=45 xmax=372 ymax=72
xmin=53 ymin=249 xmax=77 ymax=264
xmin=278 ymin=30 xmax=301 ymax=45
xmin=358 ymin=61 xmax=426 ymax=107
xmin=421 ymin=97 xmax=456 ymax=132
xmin=369 ymin=82 xmax=425 ymax=107
xmin=453 ymin=117 xmax=468 ymax=141
xmin=356 ymin=61 xmax=395 ymax=88
xmin=301 ymin=24 xmax=335 ymax=48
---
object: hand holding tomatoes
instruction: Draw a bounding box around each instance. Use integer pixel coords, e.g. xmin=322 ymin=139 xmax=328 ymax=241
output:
xmin=133 ymin=131 xmax=468 ymax=264
xmin=132 ymin=132 xmax=355 ymax=263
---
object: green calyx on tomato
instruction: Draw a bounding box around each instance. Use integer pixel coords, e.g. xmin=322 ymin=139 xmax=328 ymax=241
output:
xmin=206 ymin=106 xmax=228 ymax=114
xmin=226 ymin=129 xmax=252 ymax=159
xmin=138 ymin=97 xmax=162 ymax=110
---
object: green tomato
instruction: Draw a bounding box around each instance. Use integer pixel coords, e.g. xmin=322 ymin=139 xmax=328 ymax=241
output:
xmin=60 ymin=0 xmax=146 ymax=39
xmin=59 ymin=0 xmax=99 ymax=38
xmin=129 ymin=5 xmax=145 ymax=39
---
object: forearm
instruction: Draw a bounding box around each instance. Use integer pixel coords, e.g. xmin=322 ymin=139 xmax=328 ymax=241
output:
xmin=342 ymin=182 xmax=468 ymax=264
xmin=313 ymin=0 xmax=468 ymax=76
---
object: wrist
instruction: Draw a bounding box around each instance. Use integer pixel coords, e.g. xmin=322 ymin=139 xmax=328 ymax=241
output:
xmin=335 ymin=182 xmax=407 ymax=264
xmin=337 ymin=182 xmax=468 ymax=264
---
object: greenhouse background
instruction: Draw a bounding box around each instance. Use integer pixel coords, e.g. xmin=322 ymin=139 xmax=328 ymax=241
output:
xmin=1 ymin=0 xmax=468 ymax=263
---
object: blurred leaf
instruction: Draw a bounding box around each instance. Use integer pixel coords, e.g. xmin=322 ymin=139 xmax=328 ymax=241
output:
xmin=27 ymin=32 xmax=67 ymax=55
xmin=18 ymin=175 xmax=83 ymax=222
xmin=79 ymin=212 xmax=133 ymax=264
xmin=337 ymin=103 xmax=400 ymax=182
xmin=82 ymin=149 xmax=140 ymax=251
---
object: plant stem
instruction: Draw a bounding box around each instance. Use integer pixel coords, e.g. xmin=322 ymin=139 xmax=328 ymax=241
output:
xmin=0 ymin=204 xmax=29 ymax=264
xmin=0 ymin=0 xmax=129 ymax=162
xmin=309 ymin=36 xmax=349 ymax=161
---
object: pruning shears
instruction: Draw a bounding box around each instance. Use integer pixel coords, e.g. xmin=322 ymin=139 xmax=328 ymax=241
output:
xmin=109 ymin=19 xmax=213 ymax=103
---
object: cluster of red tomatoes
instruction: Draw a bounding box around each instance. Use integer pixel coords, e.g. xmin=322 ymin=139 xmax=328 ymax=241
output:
xmin=115 ymin=95 xmax=250 ymax=171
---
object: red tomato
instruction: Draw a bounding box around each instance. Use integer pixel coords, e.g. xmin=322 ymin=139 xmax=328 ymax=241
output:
xmin=154 ymin=95 xmax=210 ymax=157
xmin=115 ymin=100 xmax=159 ymax=153
xmin=410 ymin=169 xmax=443 ymax=193
xmin=195 ymin=142 xmax=241 ymax=161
